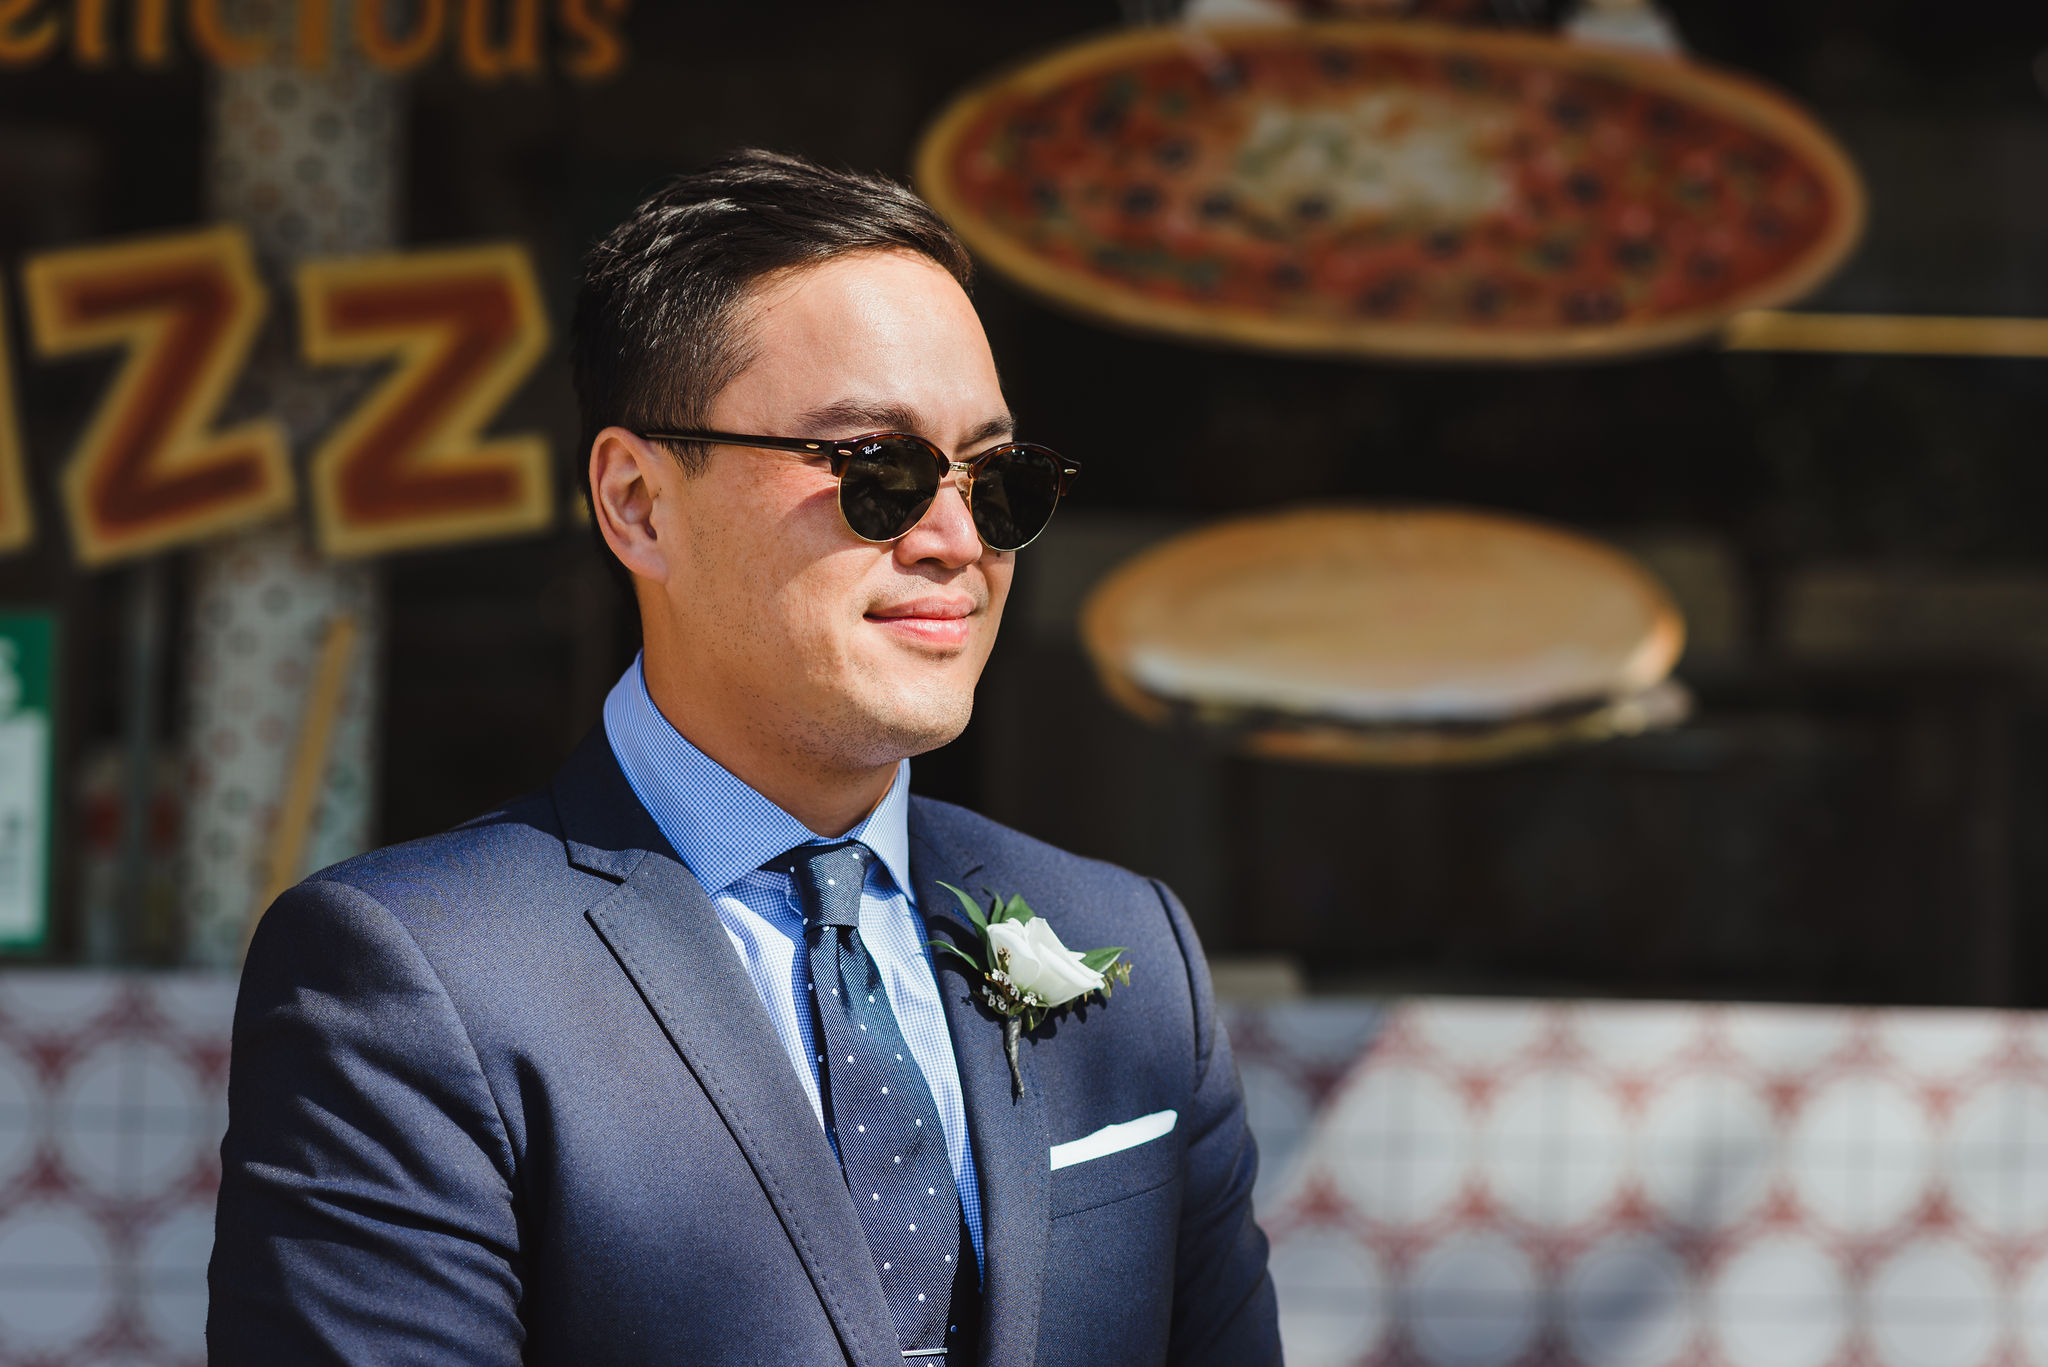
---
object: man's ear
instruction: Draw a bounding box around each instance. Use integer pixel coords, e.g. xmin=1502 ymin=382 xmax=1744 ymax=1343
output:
xmin=589 ymin=426 xmax=672 ymax=584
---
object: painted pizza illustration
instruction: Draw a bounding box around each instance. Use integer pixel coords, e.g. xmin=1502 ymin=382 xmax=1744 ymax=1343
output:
xmin=915 ymin=24 xmax=1864 ymax=361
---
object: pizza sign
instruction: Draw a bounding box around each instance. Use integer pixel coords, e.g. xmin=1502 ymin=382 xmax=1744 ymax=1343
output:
xmin=916 ymin=23 xmax=1865 ymax=361
xmin=6 ymin=226 xmax=554 ymax=566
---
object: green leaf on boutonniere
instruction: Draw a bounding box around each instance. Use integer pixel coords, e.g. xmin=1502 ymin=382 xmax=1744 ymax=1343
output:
xmin=928 ymin=938 xmax=985 ymax=974
xmin=933 ymin=882 xmax=1135 ymax=1098
xmin=939 ymin=881 xmax=988 ymax=934
xmin=1079 ymin=946 xmax=1127 ymax=973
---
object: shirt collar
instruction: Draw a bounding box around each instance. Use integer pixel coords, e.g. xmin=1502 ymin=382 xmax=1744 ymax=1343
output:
xmin=601 ymin=653 xmax=915 ymax=903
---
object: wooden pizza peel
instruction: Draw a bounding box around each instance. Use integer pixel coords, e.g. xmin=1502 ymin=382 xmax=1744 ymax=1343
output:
xmin=1079 ymin=506 xmax=1690 ymax=766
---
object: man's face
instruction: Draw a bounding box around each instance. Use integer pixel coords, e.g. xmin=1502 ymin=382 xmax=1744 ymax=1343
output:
xmin=646 ymin=249 xmax=1016 ymax=776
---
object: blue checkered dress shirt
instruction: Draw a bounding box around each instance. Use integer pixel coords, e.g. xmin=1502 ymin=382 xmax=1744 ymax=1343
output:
xmin=603 ymin=655 xmax=985 ymax=1270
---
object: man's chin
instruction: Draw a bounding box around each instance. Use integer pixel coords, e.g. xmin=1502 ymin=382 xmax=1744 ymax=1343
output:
xmin=839 ymin=689 xmax=974 ymax=764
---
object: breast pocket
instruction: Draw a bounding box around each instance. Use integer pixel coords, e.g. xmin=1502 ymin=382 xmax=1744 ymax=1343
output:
xmin=1048 ymin=1109 xmax=1180 ymax=1219
xmin=1040 ymin=1110 xmax=1184 ymax=1365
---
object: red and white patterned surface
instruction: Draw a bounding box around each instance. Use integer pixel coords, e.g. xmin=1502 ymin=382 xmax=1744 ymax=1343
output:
xmin=1252 ymin=998 xmax=2048 ymax=1367
xmin=0 ymin=972 xmax=232 ymax=1367
xmin=12 ymin=976 xmax=2048 ymax=1367
xmin=1224 ymin=1000 xmax=1391 ymax=1212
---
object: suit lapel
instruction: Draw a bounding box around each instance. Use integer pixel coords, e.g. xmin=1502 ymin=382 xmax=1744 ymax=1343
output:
xmin=553 ymin=730 xmax=901 ymax=1367
xmin=909 ymin=805 xmax=1052 ymax=1367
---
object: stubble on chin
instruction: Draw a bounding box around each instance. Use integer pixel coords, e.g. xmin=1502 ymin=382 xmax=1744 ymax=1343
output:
xmin=825 ymin=658 xmax=978 ymax=770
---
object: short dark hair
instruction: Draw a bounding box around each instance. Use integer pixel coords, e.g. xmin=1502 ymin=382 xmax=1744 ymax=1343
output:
xmin=571 ymin=149 xmax=974 ymax=519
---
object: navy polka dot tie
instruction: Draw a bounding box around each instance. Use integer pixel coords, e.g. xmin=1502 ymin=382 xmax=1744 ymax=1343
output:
xmin=777 ymin=842 xmax=967 ymax=1361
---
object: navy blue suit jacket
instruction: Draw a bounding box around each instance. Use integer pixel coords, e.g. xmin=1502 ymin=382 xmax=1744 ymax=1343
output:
xmin=208 ymin=729 xmax=1280 ymax=1365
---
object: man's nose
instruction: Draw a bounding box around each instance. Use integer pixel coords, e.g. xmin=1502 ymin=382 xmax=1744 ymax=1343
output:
xmin=897 ymin=468 xmax=982 ymax=566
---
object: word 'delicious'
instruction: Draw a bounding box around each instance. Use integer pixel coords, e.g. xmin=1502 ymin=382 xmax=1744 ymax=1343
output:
xmin=0 ymin=0 xmax=633 ymax=81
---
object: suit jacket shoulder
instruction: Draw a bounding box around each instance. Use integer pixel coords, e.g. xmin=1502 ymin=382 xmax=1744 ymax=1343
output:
xmin=295 ymin=786 xmax=593 ymax=929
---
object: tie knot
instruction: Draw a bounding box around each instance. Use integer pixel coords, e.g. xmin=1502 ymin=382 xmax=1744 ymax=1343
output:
xmin=769 ymin=841 xmax=868 ymax=930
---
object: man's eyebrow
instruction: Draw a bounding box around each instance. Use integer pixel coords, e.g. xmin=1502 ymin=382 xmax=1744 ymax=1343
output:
xmin=958 ymin=412 xmax=1017 ymax=450
xmin=796 ymin=400 xmax=923 ymax=436
xmin=796 ymin=400 xmax=1016 ymax=451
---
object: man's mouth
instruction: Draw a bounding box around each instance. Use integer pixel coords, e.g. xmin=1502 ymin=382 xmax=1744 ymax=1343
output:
xmin=865 ymin=597 xmax=977 ymax=648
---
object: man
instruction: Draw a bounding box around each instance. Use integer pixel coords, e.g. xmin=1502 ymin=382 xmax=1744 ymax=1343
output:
xmin=209 ymin=149 xmax=1279 ymax=1366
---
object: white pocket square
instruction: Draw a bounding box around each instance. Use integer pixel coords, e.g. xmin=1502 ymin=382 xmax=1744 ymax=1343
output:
xmin=1048 ymin=1109 xmax=1178 ymax=1171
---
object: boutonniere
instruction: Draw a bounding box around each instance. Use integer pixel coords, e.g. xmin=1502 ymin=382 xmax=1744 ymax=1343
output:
xmin=931 ymin=883 xmax=1133 ymax=1097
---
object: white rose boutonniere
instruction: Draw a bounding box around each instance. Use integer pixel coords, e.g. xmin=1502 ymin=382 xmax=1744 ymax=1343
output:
xmin=932 ymin=883 xmax=1133 ymax=1097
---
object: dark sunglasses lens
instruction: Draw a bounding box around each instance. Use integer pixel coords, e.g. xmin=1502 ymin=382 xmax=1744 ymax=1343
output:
xmin=839 ymin=438 xmax=940 ymax=541
xmin=970 ymin=448 xmax=1064 ymax=551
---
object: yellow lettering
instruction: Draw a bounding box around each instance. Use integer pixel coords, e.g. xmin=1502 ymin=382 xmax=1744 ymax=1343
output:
xmin=188 ymin=0 xmax=269 ymax=67
xmin=352 ymin=0 xmax=443 ymax=70
xmin=556 ymin=0 xmax=625 ymax=82
xmin=297 ymin=244 xmax=553 ymax=556
xmin=459 ymin=0 xmax=538 ymax=80
xmin=0 ymin=281 xmax=37 ymax=555
xmin=24 ymin=226 xmax=293 ymax=565
xmin=0 ymin=0 xmax=58 ymax=66
xmin=295 ymin=0 xmax=332 ymax=68
xmin=134 ymin=0 xmax=171 ymax=64
xmin=73 ymin=0 xmax=108 ymax=64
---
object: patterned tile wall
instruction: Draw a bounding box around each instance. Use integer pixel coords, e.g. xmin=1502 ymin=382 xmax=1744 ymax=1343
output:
xmin=0 ymin=973 xmax=231 ymax=1367
xmin=10 ymin=976 xmax=2048 ymax=1367
xmin=1222 ymin=1000 xmax=1389 ymax=1213
xmin=1253 ymin=998 xmax=2048 ymax=1367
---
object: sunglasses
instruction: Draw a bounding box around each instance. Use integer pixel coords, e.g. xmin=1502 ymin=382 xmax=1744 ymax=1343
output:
xmin=639 ymin=428 xmax=1080 ymax=552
